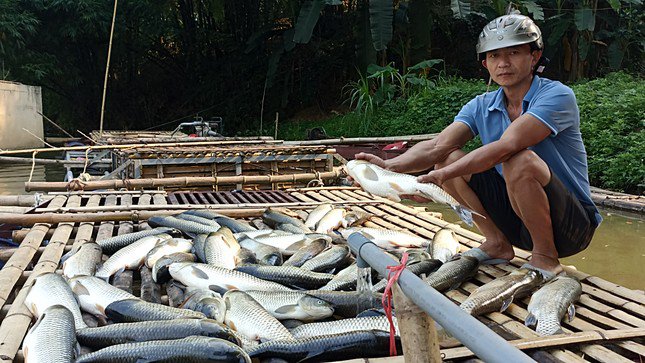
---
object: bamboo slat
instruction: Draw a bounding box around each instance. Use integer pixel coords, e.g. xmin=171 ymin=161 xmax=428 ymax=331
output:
xmin=24 ymin=169 xmax=342 ymax=192
xmin=282 ymin=133 xmax=439 ymax=146
xmin=584 ymin=276 xmax=645 ymax=305
xmin=580 ymin=345 xmax=634 ymax=363
xmin=0 ymin=196 xmax=79 ymax=363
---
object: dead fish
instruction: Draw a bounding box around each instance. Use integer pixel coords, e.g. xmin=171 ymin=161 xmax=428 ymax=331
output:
xmin=25 ymin=273 xmax=87 ymax=329
xmin=282 ymin=238 xmax=329 ymax=267
xmin=238 ymin=237 xmax=283 ymax=266
xmin=346 ymin=159 xmax=482 ymax=226
xmin=97 ymin=227 xmax=178 ymax=255
xmin=423 ymin=255 xmax=479 ymax=292
xmin=22 ymin=305 xmax=78 ymax=363
xmin=176 ymin=213 xmax=222 ymax=229
xmin=305 ymin=291 xmax=384 ymax=318
xmin=276 ymin=222 xmax=310 ymax=234
xmin=252 ymin=234 xmax=311 ymax=255
xmin=192 ymin=234 xmax=208 ymax=263
xmin=460 ymin=268 xmax=543 ymax=316
xmin=300 ymin=245 xmax=351 ymax=272
xmin=148 ymin=215 xmax=221 ymax=236
xmin=204 ymin=227 xmax=240 ymax=269
xmin=373 ymin=258 xmax=443 ymax=292
xmin=305 ymin=204 xmax=333 ymax=230
xmin=180 ymin=289 xmax=225 ymax=320
xmin=152 ymin=252 xmax=196 ymax=283
xmin=429 ymin=228 xmax=461 ymax=263
xmin=262 ymin=208 xmax=312 ymax=233
xmin=105 ymin=298 xmax=205 ymax=322
xmin=62 ymin=242 xmax=102 ymax=279
xmin=319 ymin=264 xmax=360 ymax=291
xmin=526 ymin=275 xmax=582 ymax=335
xmin=236 ymin=247 xmax=259 ymax=265
xmin=244 ymin=290 xmax=334 ymax=321
xmin=290 ymin=315 xmax=399 ymax=339
xmin=218 ymin=290 xmax=294 ymax=343
xmin=145 ymin=238 xmax=193 ymax=268
xmin=340 ymin=227 xmax=429 ymax=249
xmin=169 ymin=262 xmax=292 ymax=293
xmin=68 ymin=276 xmax=136 ymax=318
xmin=234 ymin=265 xmax=334 ymax=290
xmin=185 ymin=210 xmax=257 ymax=233
xmin=247 ymin=330 xmax=400 ymax=362
xmin=76 ymin=318 xmax=239 ymax=349
xmin=343 ymin=210 xmax=371 ymax=227
xmin=95 ymin=233 xmax=172 ymax=281
xmin=75 ymin=336 xmax=251 ymax=363
xmin=315 ymin=208 xmax=347 ymax=234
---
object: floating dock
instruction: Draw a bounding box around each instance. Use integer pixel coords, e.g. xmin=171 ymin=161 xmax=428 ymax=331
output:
xmin=0 ymin=188 xmax=642 ymax=362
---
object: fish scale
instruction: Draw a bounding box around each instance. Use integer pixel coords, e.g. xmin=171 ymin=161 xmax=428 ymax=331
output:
xmin=97 ymin=227 xmax=176 ymax=255
xmin=95 ymin=233 xmax=171 ymax=280
xmin=290 ymin=316 xmax=399 ymax=339
xmin=300 ymin=245 xmax=351 ymax=272
xmin=62 ymin=242 xmax=102 ymax=279
xmin=305 ymin=204 xmax=333 ymax=230
xmin=75 ymin=336 xmax=251 ymax=363
xmin=526 ymin=275 xmax=582 ymax=335
xmin=234 ymin=265 xmax=333 ymax=289
xmin=423 ymin=255 xmax=479 ymax=292
xmin=25 ymin=273 xmax=87 ymax=329
xmin=282 ymin=239 xmax=329 ymax=267
xmin=68 ymin=276 xmax=136 ymax=318
xmin=22 ymin=305 xmax=78 ymax=363
xmin=105 ymin=298 xmax=206 ymax=322
xmin=148 ymin=215 xmax=222 ymax=235
xmin=204 ymin=228 xmax=240 ymax=269
xmin=244 ymin=290 xmax=334 ymax=321
xmin=222 ymin=290 xmax=294 ymax=342
xmin=169 ymin=262 xmax=292 ymax=292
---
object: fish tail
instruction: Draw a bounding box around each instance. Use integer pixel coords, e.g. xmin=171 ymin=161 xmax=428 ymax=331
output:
xmin=451 ymin=205 xmax=486 ymax=227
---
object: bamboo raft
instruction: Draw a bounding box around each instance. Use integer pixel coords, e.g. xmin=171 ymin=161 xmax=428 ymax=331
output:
xmin=0 ymin=188 xmax=642 ymax=362
xmin=590 ymin=187 xmax=644 ymax=215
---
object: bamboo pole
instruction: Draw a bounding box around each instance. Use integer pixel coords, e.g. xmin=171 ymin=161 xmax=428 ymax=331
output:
xmin=0 ymin=156 xmax=86 ymax=166
xmin=0 ymin=206 xmax=30 ymax=214
xmin=0 ymin=139 xmax=282 ymax=156
xmin=36 ymin=111 xmax=74 ymax=138
xmin=0 ymin=245 xmax=72 ymax=262
xmin=0 ymin=195 xmax=52 ymax=207
xmin=24 ymin=169 xmax=342 ymax=192
xmin=102 ymin=136 xmax=275 ymax=144
xmin=98 ymin=0 xmax=119 ymax=138
xmin=282 ymin=133 xmax=439 ymax=146
xmin=392 ymin=283 xmax=442 ymax=362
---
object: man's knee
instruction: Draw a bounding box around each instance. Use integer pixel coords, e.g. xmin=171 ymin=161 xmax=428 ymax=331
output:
xmin=435 ymin=149 xmax=466 ymax=169
xmin=502 ymin=150 xmax=550 ymax=186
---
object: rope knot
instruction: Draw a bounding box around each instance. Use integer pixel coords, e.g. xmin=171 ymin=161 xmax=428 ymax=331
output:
xmin=382 ymin=252 xmax=409 ymax=356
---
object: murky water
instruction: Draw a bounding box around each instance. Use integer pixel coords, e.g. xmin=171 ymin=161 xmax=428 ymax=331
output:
xmin=355 ymin=266 xmax=374 ymax=314
xmin=418 ymin=202 xmax=644 ymax=291
xmin=0 ymin=163 xmax=641 ymax=290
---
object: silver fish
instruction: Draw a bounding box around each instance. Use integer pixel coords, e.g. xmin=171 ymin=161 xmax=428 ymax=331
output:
xmin=234 ymin=265 xmax=334 ymax=290
xmin=238 ymin=237 xmax=283 ymax=266
xmin=152 ymin=251 xmax=196 ymax=283
xmin=276 ymin=222 xmax=310 ymax=234
xmin=148 ymin=215 xmax=221 ymax=235
xmin=290 ymin=315 xmax=399 ymax=339
xmin=176 ymin=213 xmax=222 ymax=229
xmin=192 ymin=233 xmax=208 ymax=263
xmin=204 ymin=227 xmax=240 ymax=269
xmin=97 ymin=227 xmax=177 ymax=255
xmin=25 ymin=273 xmax=87 ymax=329
xmin=461 ymin=268 xmax=543 ymax=316
xmin=423 ymin=255 xmax=479 ymax=292
xmin=252 ymin=234 xmax=311 ymax=255
xmin=305 ymin=204 xmax=333 ymax=230
xmin=68 ymin=276 xmax=136 ymax=318
xmin=95 ymin=233 xmax=172 ymax=280
xmin=526 ymin=275 xmax=582 ymax=335
xmin=346 ymin=159 xmax=482 ymax=226
xmin=62 ymin=243 xmax=102 ymax=279
xmin=300 ymin=245 xmax=351 ymax=272
xmin=429 ymin=228 xmax=461 ymax=263
xmin=244 ymin=290 xmax=334 ymax=321
xmin=315 ymin=208 xmax=347 ymax=233
xmin=169 ymin=262 xmax=292 ymax=293
xmin=76 ymin=318 xmax=239 ymax=349
xmin=75 ymin=336 xmax=251 ymax=363
xmin=105 ymin=298 xmax=205 ymax=322
xmin=340 ymin=227 xmax=429 ymax=249
xmin=262 ymin=208 xmax=312 ymax=233
xmin=305 ymin=291 xmax=384 ymax=318
xmin=145 ymin=237 xmax=193 ymax=268
xmin=180 ymin=289 xmax=225 ymax=319
xmin=236 ymin=247 xmax=259 ymax=265
xmin=282 ymin=238 xmax=329 ymax=267
xmin=373 ymin=259 xmax=442 ymax=292
xmin=184 ymin=210 xmax=257 ymax=233
xmin=22 ymin=305 xmax=78 ymax=363
xmin=319 ymin=264 xmax=359 ymax=291
xmin=217 ymin=290 xmax=294 ymax=342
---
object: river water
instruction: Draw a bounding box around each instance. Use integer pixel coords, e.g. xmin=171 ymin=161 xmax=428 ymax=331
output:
xmin=0 ymin=163 xmax=642 ymax=290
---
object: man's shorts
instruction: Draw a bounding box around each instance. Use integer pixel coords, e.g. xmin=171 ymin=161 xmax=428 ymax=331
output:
xmin=467 ymin=168 xmax=598 ymax=257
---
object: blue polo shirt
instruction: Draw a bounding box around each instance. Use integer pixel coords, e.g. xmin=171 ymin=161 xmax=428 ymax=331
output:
xmin=454 ymin=76 xmax=601 ymax=225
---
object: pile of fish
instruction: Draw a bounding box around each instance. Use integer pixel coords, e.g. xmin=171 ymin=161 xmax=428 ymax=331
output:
xmin=22 ymin=206 xmax=465 ymax=362
xmin=21 ymin=203 xmax=580 ymax=362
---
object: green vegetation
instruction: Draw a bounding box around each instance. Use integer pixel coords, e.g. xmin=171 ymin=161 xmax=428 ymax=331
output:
xmin=279 ymin=72 xmax=644 ymax=194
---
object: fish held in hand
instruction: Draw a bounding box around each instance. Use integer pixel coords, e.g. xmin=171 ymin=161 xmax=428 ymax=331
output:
xmin=461 ymin=268 xmax=543 ymax=316
xmin=526 ymin=275 xmax=582 ymax=335
xmin=346 ymin=159 xmax=482 ymax=226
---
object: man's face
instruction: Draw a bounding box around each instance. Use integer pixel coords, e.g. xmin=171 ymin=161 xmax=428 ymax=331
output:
xmin=482 ymin=44 xmax=541 ymax=87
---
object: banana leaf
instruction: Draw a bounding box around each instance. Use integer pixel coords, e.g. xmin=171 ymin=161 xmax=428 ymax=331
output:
xmin=293 ymin=0 xmax=325 ymax=44
xmin=369 ymin=0 xmax=393 ymax=51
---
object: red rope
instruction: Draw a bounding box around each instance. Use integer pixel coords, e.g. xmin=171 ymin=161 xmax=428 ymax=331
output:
xmin=381 ymin=252 xmax=408 ymax=356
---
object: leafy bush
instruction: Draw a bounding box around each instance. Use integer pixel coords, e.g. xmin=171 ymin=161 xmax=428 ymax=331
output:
xmin=280 ymin=72 xmax=643 ymax=193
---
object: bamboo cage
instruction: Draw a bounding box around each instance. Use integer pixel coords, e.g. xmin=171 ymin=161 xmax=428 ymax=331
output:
xmin=0 ymin=188 xmax=642 ymax=362
xmin=106 ymin=145 xmax=338 ymax=191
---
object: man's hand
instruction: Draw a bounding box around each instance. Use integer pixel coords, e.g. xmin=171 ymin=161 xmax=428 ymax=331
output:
xmin=417 ymin=169 xmax=447 ymax=188
xmin=355 ymin=152 xmax=387 ymax=169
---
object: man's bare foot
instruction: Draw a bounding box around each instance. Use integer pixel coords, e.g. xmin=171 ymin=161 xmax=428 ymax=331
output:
xmin=478 ymin=240 xmax=515 ymax=262
xmin=528 ymin=252 xmax=564 ymax=276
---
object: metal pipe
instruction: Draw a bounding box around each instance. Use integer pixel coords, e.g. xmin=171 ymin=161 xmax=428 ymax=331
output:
xmin=347 ymin=233 xmax=535 ymax=363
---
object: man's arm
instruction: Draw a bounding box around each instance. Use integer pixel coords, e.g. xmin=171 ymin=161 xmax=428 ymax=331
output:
xmin=420 ymin=114 xmax=551 ymax=185
xmin=358 ymin=122 xmax=474 ymax=173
